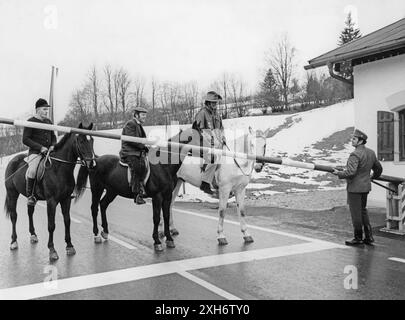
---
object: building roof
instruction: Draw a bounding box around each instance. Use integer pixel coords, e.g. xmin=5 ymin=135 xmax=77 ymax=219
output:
xmin=305 ymin=18 xmax=405 ymax=70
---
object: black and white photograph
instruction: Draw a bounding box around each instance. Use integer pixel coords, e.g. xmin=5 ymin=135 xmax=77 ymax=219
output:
xmin=0 ymin=0 xmax=404 ymax=304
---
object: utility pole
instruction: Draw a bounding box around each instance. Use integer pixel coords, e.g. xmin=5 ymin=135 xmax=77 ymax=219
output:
xmin=48 ymin=65 xmax=58 ymax=123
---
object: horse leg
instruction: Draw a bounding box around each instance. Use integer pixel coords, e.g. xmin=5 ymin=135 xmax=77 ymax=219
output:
xmin=6 ymin=190 xmax=19 ymax=250
xmin=235 ymin=187 xmax=253 ymax=243
xmin=28 ymin=205 xmax=38 ymax=244
xmin=47 ymin=199 xmax=59 ymax=261
xmin=217 ymin=185 xmax=232 ymax=246
xmin=91 ymin=187 xmax=103 ymax=243
xmin=60 ymin=198 xmax=76 ymax=256
xmin=162 ymin=195 xmax=175 ymax=249
xmin=159 ymin=179 xmax=182 ymax=238
xmin=99 ymin=191 xmax=117 ymax=241
xmin=152 ymin=195 xmax=164 ymax=252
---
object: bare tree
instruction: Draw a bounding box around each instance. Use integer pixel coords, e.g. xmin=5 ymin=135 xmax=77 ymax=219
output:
xmin=133 ymin=75 xmax=146 ymax=108
xmin=103 ymin=65 xmax=117 ymax=126
xmin=87 ymin=66 xmax=100 ymax=123
xmin=117 ymin=68 xmax=132 ymax=118
xmin=151 ymin=77 xmax=159 ymax=124
xmin=266 ymin=34 xmax=296 ymax=110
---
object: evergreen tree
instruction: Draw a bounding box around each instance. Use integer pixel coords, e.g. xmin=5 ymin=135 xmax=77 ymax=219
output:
xmin=338 ymin=13 xmax=362 ymax=46
xmin=336 ymin=12 xmax=362 ymax=97
xmin=258 ymin=69 xmax=280 ymax=108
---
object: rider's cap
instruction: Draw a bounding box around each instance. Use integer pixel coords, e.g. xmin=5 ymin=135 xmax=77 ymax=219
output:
xmin=35 ymin=98 xmax=50 ymax=109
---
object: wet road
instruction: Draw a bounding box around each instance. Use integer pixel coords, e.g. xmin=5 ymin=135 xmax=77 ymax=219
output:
xmin=0 ymin=188 xmax=404 ymax=300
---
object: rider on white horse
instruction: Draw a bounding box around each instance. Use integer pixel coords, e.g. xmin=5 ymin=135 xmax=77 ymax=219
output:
xmin=194 ymin=91 xmax=226 ymax=195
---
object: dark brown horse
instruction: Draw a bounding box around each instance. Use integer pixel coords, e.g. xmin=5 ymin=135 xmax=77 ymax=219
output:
xmin=74 ymin=126 xmax=216 ymax=251
xmin=4 ymin=123 xmax=95 ymax=261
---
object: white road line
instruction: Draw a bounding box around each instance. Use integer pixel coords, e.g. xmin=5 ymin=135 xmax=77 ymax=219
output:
xmin=37 ymin=203 xmax=136 ymax=250
xmin=177 ymin=271 xmax=241 ymax=300
xmin=389 ymin=257 xmax=405 ymax=264
xmin=105 ymin=234 xmax=137 ymax=250
xmin=0 ymin=241 xmax=341 ymax=300
xmin=171 ymin=207 xmax=346 ymax=248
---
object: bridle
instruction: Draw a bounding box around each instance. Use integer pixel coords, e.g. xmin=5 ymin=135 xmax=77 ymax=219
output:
xmin=44 ymin=135 xmax=96 ymax=169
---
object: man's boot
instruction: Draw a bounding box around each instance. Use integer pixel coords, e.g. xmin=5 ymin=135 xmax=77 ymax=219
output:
xmin=200 ymin=181 xmax=214 ymax=195
xmin=363 ymin=224 xmax=374 ymax=245
xmin=26 ymin=178 xmax=37 ymax=206
xmin=345 ymin=229 xmax=363 ymax=246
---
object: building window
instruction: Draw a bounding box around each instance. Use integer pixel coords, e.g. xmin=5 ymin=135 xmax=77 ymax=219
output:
xmin=400 ymin=109 xmax=405 ymax=161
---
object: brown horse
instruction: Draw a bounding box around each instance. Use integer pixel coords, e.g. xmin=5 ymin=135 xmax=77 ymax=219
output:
xmin=4 ymin=123 xmax=95 ymax=261
xmin=74 ymin=125 xmax=218 ymax=251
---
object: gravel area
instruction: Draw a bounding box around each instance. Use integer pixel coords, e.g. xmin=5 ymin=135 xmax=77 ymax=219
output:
xmin=245 ymin=189 xmax=348 ymax=211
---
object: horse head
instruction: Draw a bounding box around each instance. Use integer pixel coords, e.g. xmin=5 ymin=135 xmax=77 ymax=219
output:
xmin=75 ymin=122 xmax=96 ymax=169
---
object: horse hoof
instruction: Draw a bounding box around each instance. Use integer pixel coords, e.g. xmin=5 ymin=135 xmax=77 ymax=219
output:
xmin=158 ymin=231 xmax=165 ymax=239
xmin=94 ymin=236 xmax=102 ymax=244
xmin=66 ymin=247 xmax=76 ymax=256
xmin=101 ymin=231 xmax=109 ymax=240
xmin=244 ymin=236 xmax=254 ymax=243
xmin=49 ymin=251 xmax=59 ymax=261
xmin=30 ymin=235 xmax=38 ymax=244
xmin=218 ymin=238 xmax=228 ymax=246
xmin=170 ymin=228 xmax=179 ymax=236
xmin=154 ymin=244 xmax=164 ymax=252
xmin=10 ymin=241 xmax=18 ymax=250
xmin=166 ymin=240 xmax=175 ymax=248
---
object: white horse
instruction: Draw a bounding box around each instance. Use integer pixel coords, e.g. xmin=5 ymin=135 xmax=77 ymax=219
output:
xmin=161 ymin=127 xmax=267 ymax=245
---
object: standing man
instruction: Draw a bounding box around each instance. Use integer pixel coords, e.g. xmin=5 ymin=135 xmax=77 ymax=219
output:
xmin=119 ymin=107 xmax=149 ymax=205
xmin=333 ymin=129 xmax=382 ymax=246
xmin=23 ymin=98 xmax=57 ymax=206
xmin=194 ymin=91 xmax=226 ymax=195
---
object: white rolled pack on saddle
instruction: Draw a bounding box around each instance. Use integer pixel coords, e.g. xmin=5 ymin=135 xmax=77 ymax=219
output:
xmin=119 ymin=156 xmax=151 ymax=187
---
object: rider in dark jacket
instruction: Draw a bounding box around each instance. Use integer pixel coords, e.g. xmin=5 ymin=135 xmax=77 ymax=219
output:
xmin=119 ymin=107 xmax=149 ymax=204
xmin=22 ymin=98 xmax=57 ymax=206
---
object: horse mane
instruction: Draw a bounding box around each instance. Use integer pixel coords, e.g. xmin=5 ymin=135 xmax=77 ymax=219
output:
xmin=53 ymin=132 xmax=72 ymax=151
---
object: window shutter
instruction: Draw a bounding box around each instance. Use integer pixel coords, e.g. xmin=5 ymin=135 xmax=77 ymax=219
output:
xmin=377 ymin=111 xmax=394 ymax=161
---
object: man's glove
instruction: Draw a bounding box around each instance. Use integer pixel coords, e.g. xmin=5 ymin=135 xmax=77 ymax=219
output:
xmin=40 ymin=147 xmax=49 ymax=155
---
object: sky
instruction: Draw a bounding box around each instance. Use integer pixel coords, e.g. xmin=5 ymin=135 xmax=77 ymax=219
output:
xmin=0 ymin=0 xmax=405 ymax=122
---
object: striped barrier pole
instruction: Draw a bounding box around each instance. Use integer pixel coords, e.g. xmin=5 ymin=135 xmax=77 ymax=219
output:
xmin=0 ymin=117 xmax=403 ymax=185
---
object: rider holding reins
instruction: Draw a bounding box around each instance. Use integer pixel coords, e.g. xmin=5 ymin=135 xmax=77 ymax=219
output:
xmin=22 ymin=98 xmax=57 ymax=206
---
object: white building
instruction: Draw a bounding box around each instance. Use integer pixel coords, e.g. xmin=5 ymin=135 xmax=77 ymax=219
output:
xmin=305 ymin=18 xmax=405 ymax=205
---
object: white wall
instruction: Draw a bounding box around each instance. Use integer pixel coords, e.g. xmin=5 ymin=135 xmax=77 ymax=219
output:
xmin=354 ymin=54 xmax=405 ymax=205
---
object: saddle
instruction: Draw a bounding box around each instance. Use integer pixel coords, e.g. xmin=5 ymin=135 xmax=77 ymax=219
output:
xmin=119 ymin=157 xmax=151 ymax=187
xmin=24 ymin=156 xmax=47 ymax=199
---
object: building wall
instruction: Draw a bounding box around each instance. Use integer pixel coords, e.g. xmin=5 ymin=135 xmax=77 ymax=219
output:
xmin=354 ymin=54 xmax=405 ymax=205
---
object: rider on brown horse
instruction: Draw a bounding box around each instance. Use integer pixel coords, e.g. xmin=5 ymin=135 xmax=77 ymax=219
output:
xmin=119 ymin=106 xmax=149 ymax=205
xmin=22 ymin=98 xmax=57 ymax=206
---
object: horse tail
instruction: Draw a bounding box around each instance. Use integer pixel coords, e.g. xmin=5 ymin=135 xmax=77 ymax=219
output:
xmin=4 ymin=155 xmax=25 ymax=219
xmin=75 ymin=165 xmax=89 ymax=201
xmin=4 ymin=194 xmax=10 ymax=219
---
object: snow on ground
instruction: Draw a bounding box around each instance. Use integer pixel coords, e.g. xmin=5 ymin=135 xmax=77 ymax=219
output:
xmin=1 ymin=100 xmax=355 ymax=205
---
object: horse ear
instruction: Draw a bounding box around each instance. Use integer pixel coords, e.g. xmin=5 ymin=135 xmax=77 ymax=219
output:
xmin=88 ymin=123 xmax=94 ymax=130
xmin=78 ymin=122 xmax=83 ymax=129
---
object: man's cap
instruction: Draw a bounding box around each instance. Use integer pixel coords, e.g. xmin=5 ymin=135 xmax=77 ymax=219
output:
xmin=204 ymin=91 xmax=222 ymax=102
xmin=35 ymin=98 xmax=50 ymax=109
xmin=133 ymin=106 xmax=148 ymax=113
xmin=353 ymin=129 xmax=368 ymax=141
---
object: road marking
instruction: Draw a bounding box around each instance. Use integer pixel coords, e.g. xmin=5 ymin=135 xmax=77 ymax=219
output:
xmin=105 ymin=233 xmax=137 ymax=250
xmin=37 ymin=202 xmax=136 ymax=250
xmin=177 ymin=271 xmax=241 ymax=300
xmin=171 ymin=207 xmax=346 ymax=248
xmin=389 ymin=257 xmax=405 ymax=264
xmin=0 ymin=241 xmax=341 ymax=300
